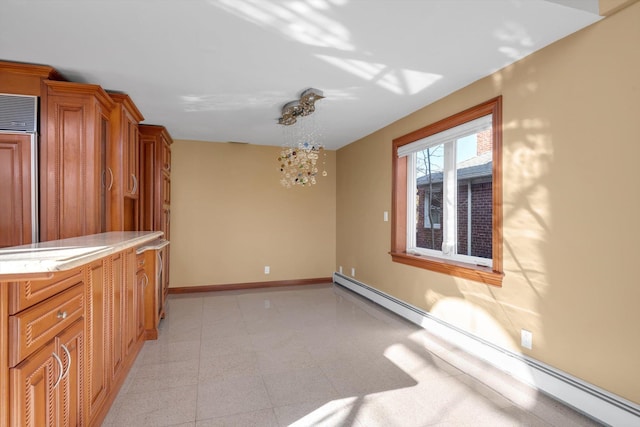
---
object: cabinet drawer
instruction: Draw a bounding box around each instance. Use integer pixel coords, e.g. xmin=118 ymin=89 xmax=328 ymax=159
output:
xmin=8 ymin=267 xmax=84 ymax=314
xmin=9 ymin=283 xmax=84 ymax=367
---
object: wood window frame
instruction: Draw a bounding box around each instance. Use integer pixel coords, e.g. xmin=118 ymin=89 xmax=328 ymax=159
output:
xmin=391 ymin=96 xmax=504 ymax=286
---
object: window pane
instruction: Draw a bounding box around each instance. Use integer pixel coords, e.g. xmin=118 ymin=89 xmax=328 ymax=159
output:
xmin=456 ymin=130 xmax=492 ymax=259
xmin=416 ymin=144 xmax=443 ymax=251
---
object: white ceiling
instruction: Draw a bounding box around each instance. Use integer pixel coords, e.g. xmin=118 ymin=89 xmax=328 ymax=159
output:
xmin=0 ymin=0 xmax=601 ymax=150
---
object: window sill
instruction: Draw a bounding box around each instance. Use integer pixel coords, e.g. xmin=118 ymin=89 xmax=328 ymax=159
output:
xmin=390 ymin=251 xmax=503 ymax=286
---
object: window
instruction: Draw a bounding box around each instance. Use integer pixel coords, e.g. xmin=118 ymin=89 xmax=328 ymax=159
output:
xmin=391 ymin=97 xmax=503 ymax=286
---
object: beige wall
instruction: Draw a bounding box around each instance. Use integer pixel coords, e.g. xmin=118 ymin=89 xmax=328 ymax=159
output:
xmin=336 ymin=2 xmax=640 ymax=404
xmin=170 ymin=141 xmax=336 ymax=287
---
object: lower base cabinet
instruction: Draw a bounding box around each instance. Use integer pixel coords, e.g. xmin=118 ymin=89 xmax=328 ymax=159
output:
xmin=2 ymin=243 xmax=151 ymax=426
xmin=138 ymin=240 xmax=169 ymax=340
xmin=10 ymin=318 xmax=85 ymax=427
xmin=88 ymin=248 xmax=145 ymax=426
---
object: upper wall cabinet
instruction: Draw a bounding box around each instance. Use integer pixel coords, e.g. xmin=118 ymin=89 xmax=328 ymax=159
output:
xmin=41 ymin=80 xmax=115 ymax=241
xmin=139 ymin=125 xmax=172 ymax=238
xmin=108 ymin=93 xmax=144 ymax=231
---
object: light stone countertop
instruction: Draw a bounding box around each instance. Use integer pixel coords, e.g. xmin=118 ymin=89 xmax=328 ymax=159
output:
xmin=0 ymin=231 xmax=163 ymax=277
xmin=136 ymin=238 xmax=170 ymax=254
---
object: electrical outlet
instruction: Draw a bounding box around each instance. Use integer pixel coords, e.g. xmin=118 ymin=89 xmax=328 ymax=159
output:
xmin=351 ymin=268 xmax=356 ymax=277
xmin=521 ymin=329 xmax=533 ymax=350
xmin=383 ymin=211 xmax=389 ymax=222
xmin=339 ymin=266 xmax=343 ymax=274
xmin=264 ymin=266 xmax=270 ymax=274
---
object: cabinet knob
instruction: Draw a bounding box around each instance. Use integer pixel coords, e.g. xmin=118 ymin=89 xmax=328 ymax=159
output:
xmin=57 ymin=311 xmax=68 ymax=319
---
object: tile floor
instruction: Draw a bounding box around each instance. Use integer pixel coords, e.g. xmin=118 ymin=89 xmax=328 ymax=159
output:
xmin=102 ymin=283 xmax=602 ymax=427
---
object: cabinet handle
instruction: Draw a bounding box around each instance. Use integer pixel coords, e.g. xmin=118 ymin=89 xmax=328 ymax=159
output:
xmin=52 ymin=352 xmax=64 ymax=389
xmin=107 ymin=167 xmax=114 ymax=191
xmin=57 ymin=311 xmax=68 ymax=319
xmin=60 ymin=344 xmax=71 ymax=381
xmin=143 ymin=272 xmax=149 ymax=288
xmin=132 ymin=174 xmax=138 ymax=195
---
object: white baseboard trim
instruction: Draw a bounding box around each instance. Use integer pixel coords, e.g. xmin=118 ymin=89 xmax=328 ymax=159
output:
xmin=333 ymin=272 xmax=640 ymax=427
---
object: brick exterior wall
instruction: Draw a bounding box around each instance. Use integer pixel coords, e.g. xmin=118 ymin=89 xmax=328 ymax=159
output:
xmin=476 ymin=128 xmax=492 ymax=156
xmin=416 ymin=180 xmax=492 ymax=258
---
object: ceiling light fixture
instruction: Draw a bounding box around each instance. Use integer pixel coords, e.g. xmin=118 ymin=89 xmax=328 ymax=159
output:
xmin=277 ymin=88 xmax=327 ymax=188
xmin=278 ymin=88 xmax=324 ymax=126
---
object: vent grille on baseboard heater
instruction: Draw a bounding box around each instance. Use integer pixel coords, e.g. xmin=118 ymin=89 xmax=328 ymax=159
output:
xmin=0 ymin=93 xmax=38 ymax=132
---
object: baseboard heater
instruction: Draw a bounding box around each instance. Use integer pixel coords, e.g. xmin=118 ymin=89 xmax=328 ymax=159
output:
xmin=333 ymin=272 xmax=640 ymax=427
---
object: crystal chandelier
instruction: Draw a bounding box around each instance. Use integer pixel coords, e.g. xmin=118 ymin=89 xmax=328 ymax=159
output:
xmin=277 ymin=88 xmax=327 ymax=188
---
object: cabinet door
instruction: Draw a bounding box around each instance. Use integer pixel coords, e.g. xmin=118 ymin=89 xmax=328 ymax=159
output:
xmin=110 ymin=251 xmax=124 ymax=381
xmin=124 ymin=249 xmax=137 ymax=355
xmin=139 ymin=134 xmax=156 ymax=231
xmin=85 ymin=259 xmax=109 ymax=422
xmin=10 ymin=340 xmax=59 ymax=427
xmin=0 ymin=133 xmax=34 ymax=247
xmin=42 ymin=81 xmax=113 ymax=241
xmin=142 ymin=249 xmax=160 ymax=340
xmin=56 ymin=319 xmax=84 ymax=427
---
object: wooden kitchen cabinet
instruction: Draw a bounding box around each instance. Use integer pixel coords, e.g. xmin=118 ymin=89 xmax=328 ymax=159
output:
xmin=139 ymin=124 xmax=172 ymax=236
xmin=41 ymin=80 xmax=115 ymax=242
xmin=108 ymin=93 xmax=144 ymax=232
xmin=0 ymin=133 xmax=36 ymax=248
xmin=8 ymin=283 xmax=85 ymax=427
xmin=10 ymin=319 xmax=84 ymax=427
xmin=139 ymin=125 xmax=172 ymax=316
xmin=138 ymin=240 xmax=169 ymax=340
xmin=110 ymin=248 xmax=141 ymax=385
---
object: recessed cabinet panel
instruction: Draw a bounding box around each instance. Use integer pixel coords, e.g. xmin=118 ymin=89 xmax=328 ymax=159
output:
xmin=0 ymin=133 xmax=33 ymax=248
xmin=10 ymin=339 xmax=58 ymax=427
